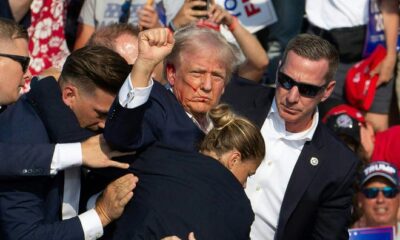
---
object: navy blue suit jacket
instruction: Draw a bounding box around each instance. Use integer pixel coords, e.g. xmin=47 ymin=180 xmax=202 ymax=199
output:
xmin=0 ymin=142 xmax=54 ymax=178
xmin=0 ymin=75 xmax=94 ymax=179
xmin=0 ymin=77 xmax=93 ymax=240
xmin=110 ymin=144 xmax=254 ymax=240
xmin=104 ymin=81 xmax=204 ymax=153
xmin=222 ymin=75 xmax=359 ymax=240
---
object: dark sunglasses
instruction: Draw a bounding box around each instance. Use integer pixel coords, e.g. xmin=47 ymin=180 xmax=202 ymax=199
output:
xmin=362 ymin=187 xmax=399 ymax=199
xmin=277 ymin=71 xmax=327 ymax=98
xmin=119 ymin=0 xmax=132 ymax=23
xmin=0 ymin=53 xmax=30 ymax=73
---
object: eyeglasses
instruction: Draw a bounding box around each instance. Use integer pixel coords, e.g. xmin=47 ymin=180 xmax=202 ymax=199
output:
xmin=362 ymin=187 xmax=399 ymax=199
xmin=0 ymin=53 xmax=30 ymax=73
xmin=119 ymin=0 xmax=132 ymax=23
xmin=276 ymin=71 xmax=327 ymax=98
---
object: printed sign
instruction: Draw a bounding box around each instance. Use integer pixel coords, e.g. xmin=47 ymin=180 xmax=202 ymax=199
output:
xmin=217 ymin=0 xmax=277 ymax=41
xmin=364 ymin=0 xmax=400 ymax=57
xmin=349 ymin=226 xmax=395 ymax=240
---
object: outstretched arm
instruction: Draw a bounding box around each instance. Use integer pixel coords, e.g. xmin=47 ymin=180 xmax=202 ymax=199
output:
xmin=372 ymin=0 xmax=399 ymax=86
xmin=208 ymin=3 xmax=269 ymax=82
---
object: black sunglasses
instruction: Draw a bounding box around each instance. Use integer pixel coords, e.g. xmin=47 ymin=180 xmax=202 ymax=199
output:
xmin=362 ymin=187 xmax=399 ymax=199
xmin=277 ymin=71 xmax=327 ymax=98
xmin=0 ymin=53 xmax=30 ymax=73
xmin=119 ymin=0 xmax=132 ymax=23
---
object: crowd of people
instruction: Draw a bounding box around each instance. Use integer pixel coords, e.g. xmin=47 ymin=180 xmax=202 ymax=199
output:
xmin=0 ymin=0 xmax=400 ymax=240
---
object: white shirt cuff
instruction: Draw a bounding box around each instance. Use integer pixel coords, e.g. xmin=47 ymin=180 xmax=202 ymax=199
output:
xmin=50 ymin=143 xmax=82 ymax=175
xmin=78 ymin=209 xmax=104 ymax=240
xmin=118 ymin=73 xmax=154 ymax=108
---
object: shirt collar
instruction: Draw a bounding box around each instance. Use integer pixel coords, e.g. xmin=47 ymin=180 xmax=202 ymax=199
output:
xmin=268 ymin=99 xmax=319 ymax=142
xmin=186 ymin=111 xmax=213 ymax=133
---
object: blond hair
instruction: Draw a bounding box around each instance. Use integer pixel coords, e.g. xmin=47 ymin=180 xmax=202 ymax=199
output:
xmin=200 ymin=104 xmax=265 ymax=162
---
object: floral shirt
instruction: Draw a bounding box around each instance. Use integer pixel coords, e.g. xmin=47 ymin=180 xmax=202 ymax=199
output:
xmin=28 ymin=0 xmax=70 ymax=76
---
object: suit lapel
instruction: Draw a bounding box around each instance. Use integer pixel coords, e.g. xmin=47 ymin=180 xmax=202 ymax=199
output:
xmin=252 ymin=94 xmax=273 ymax=128
xmin=276 ymin=124 xmax=325 ymax=239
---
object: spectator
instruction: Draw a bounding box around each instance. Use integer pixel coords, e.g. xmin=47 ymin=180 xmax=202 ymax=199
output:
xmin=323 ymin=104 xmax=400 ymax=172
xmin=260 ymin=0 xmax=305 ymax=84
xmin=87 ymin=23 xmax=169 ymax=83
xmin=354 ymin=161 xmax=399 ymax=237
xmin=28 ymin=0 xmax=70 ymax=76
xmin=306 ymin=0 xmax=399 ymax=131
xmin=206 ymin=4 xmax=269 ymax=82
xmin=322 ymin=104 xmax=372 ymax=163
xmin=0 ymin=0 xmax=32 ymax=29
xmin=74 ymin=0 xmax=163 ymax=50
xmin=223 ymin=34 xmax=359 ymax=239
xmin=137 ymin=2 xmax=164 ymax=30
xmin=164 ymin=0 xmax=208 ymax=30
xmin=88 ymin=23 xmax=139 ymax=65
xmin=165 ymin=1 xmax=269 ymax=82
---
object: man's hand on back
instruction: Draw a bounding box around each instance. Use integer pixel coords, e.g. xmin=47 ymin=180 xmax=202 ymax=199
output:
xmin=81 ymin=135 xmax=130 ymax=169
xmin=95 ymin=173 xmax=138 ymax=227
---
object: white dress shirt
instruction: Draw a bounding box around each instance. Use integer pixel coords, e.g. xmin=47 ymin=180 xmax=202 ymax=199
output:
xmin=50 ymin=74 xmax=153 ymax=240
xmin=52 ymin=139 xmax=104 ymax=240
xmin=245 ymin=100 xmax=319 ymax=240
xmin=50 ymin=143 xmax=82 ymax=175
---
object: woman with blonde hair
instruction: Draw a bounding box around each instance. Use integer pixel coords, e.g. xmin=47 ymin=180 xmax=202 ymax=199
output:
xmin=110 ymin=104 xmax=265 ymax=239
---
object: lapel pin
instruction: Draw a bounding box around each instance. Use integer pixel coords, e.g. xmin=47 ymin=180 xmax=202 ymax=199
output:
xmin=310 ymin=157 xmax=319 ymax=166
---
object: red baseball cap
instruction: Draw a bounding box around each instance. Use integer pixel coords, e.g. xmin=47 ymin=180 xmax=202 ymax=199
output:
xmin=322 ymin=104 xmax=365 ymax=143
xmin=345 ymin=44 xmax=386 ymax=111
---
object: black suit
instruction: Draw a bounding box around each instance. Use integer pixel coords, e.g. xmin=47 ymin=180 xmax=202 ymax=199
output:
xmin=0 ymin=77 xmax=94 ymax=240
xmin=104 ymin=81 xmax=204 ymax=153
xmin=111 ymin=144 xmax=254 ymax=240
xmin=0 ymin=142 xmax=53 ymax=177
xmin=222 ymin=75 xmax=359 ymax=240
xmin=0 ymin=76 xmax=94 ymax=179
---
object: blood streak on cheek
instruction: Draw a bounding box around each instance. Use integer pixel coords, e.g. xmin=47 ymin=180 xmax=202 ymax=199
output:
xmin=185 ymin=80 xmax=199 ymax=92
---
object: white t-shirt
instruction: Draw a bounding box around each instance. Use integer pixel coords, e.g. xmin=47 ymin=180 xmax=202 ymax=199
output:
xmin=79 ymin=0 xmax=161 ymax=29
xmin=306 ymin=0 xmax=369 ymax=30
xmin=161 ymin=0 xmax=183 ymax=25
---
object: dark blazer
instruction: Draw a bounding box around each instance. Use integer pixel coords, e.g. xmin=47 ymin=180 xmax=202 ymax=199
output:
xmin=0 ymin=142 xmax=53 ymax=178
xmin=104 ymin=81 xmax=204 ymax=153
xmin=110 ymin=144 xmax=254 ymax=240
xmin=222 ymin=75 xmax=359 ymax=240
xmin=0 ymin=77 xmax=92 ymax=240
xmin=0 ymin=76 xmax=93 ymax=179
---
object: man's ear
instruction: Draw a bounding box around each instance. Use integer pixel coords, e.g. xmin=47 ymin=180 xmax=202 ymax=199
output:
xmin=166 ymin=63 xmax=176 ymax=86
xmin=62 ymin=84 xmax=79 ymax=108
xmin=321 ymin=80 xmax=336 ymax=102
xmin=227 ymin=150 xmax=242 ymax=170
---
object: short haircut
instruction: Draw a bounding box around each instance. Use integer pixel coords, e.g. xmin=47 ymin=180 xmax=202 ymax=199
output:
xmin=59 ymin=45 xmax=131 ymax=95
xmin=87 ymin=23 xmax=139 ymax=50
xmin=165 ymin=25 xmax=238 ymax=83
xmin=281 ymin=34 xmax=339 ymax=82
xmin=200 ymin=104 xmax=265 ymax=163
xmin=0 ymin=17 xmax=28 ymax=41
